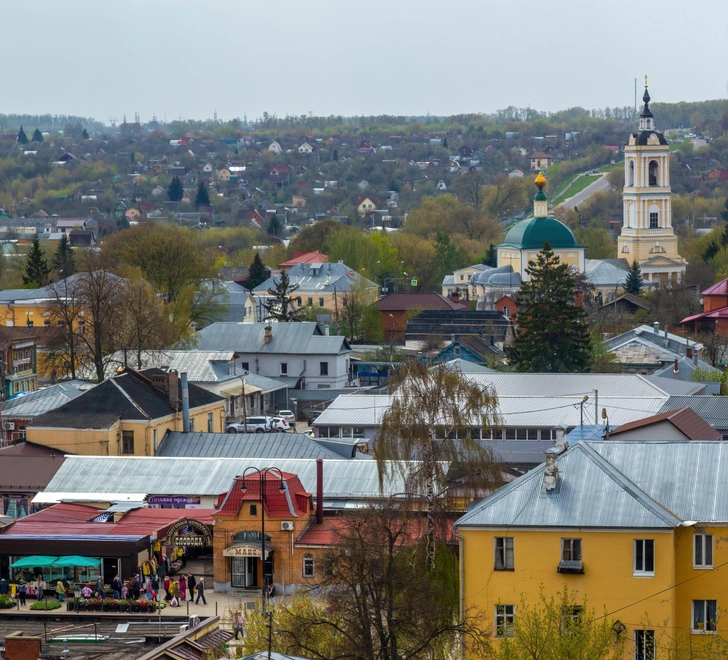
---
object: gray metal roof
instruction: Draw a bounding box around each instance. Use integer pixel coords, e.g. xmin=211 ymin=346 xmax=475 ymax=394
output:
xmin=98 ymin=350 xmax=238 ymax=383
xmin=0 ymin=381 xmax=90 ymax=419
xmin=156 ymin=431 xmax=343 ymax=460
xmin=253 ymin=262 xmax=376 ymax=295
xmin=455 ymin=442 xmax=682 ymax=530
xmin=37 ymin=456 xmax=412 ymax=503
xmin=584 ymin=258 xmax=629 ymax=287
xmin=658 ymin=396 xmax=728 ymax=430
xmin=188 ymin=322 xmax=349 ymax=355
xmin=441 ymin=359 xmax=496 ymax=374
xmin=604 ymin=324 xmax=704 ymax=353
xmin=643 ymin=375 xmax=706 ymax=396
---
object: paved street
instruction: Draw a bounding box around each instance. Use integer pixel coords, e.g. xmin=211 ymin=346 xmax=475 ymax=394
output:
xmin=560 ymin=173 xmax=612 ymax=209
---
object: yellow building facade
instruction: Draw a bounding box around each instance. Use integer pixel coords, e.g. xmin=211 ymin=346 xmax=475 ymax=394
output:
xmin=617 ymin=84 xmax=686 ymax=283
xmin=454 ymin=441 xmax=728 ymax=658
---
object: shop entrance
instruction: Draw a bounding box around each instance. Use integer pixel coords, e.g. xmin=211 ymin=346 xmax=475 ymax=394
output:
xmin=224 ymin=535 xmax=273 ymax=588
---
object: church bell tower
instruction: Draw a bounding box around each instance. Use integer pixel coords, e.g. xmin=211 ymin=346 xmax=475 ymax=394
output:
xmin=617 ymin=78 xmax=686 ymax=283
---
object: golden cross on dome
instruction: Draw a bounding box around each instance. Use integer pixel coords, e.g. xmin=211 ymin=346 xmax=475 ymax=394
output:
xmin=644 ymin=74 xmax=648 ymax=88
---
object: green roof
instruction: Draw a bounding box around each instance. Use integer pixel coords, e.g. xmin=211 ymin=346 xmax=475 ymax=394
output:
xmin=499 ymin=216 xmax=584 ymax=250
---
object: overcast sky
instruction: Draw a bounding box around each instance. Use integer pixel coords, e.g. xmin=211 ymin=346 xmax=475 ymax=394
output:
xmin=4 ymin=0 xmax=728 ymax=124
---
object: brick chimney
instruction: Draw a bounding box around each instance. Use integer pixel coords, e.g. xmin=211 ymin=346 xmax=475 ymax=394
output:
xmin=264 ymin=325 xmax=273 ymax=344
xmin=451 ymin=289 xmax=460 ymax=304
xmin=4 ymin=631 xmax=42 ymax=660
xmin=168 ymin=369 xmax=179 ymax=407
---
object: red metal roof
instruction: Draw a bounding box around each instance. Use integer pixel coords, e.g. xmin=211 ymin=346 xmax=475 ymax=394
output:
xmin=278 ymin=251 xmax=328 ymax=268
xmin=216 ymin=472 xmax=311 ymax=518
xmin=701 ymin=279 xmax=728 ymax=296
xmin=681 ymin=307 xmax=728 ymax=324
xmin=376 ymin=293 xmax=466 ymax=312
xmin=609 ymin=407 xmax=721 ymax=441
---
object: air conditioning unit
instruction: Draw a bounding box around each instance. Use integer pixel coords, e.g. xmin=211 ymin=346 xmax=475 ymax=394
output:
xmin=2 ymin=422 xmax=14 ymax=431
xmin=281 ymin=521 xmax=294 ymax=531
xmin=179 ymin=625 xmax=189 ymax=633
xmin=188 ymin=615 xmax=200 ymax=628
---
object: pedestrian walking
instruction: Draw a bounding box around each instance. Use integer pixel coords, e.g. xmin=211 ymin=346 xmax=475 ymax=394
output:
xmin=95 ymin=576 xmax=105 ymax=599
xmin=179 ymin=575 xmax=187 ymax=601
xmin=55 ymin=580 xmax=66 ymax=602
xmin=132 ymin=574 xmax=141 ymax=599
xmin=111 ymin=574 xmax=122 ymax=599
xmin=36 ymin=577 xmax=45 ymax=600
xmin=233 ymin=610 xmax=245 ymax=640
xmin=195 ymin=577 xmax=207 ymax=605
xmin=16 ymin=579 xmax=26 ymax=606
xmin=187 ymin=574 xmax=196 ymax=601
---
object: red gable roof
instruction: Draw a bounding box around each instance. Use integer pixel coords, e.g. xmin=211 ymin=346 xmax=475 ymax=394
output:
xmin=216 ymin=472 xmax=311 ymax=518
xmin=609 ymin=407 xmax=721 ymax=441
xmin=701 ymin=278 xmax=728 ymax=297
xmin=278 ymin=251 xmax=328 ymax=268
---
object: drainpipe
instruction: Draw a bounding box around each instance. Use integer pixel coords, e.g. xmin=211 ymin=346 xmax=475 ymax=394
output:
xmin=181 ymin=372 xmax=190 ymax=433
xmin=452 ymin=528 xmax=466 ymax=660
xmin=316 ymin=458 xmax=324 ymax=524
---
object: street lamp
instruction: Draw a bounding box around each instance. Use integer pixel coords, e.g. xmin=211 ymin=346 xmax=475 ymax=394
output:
xmin=240 ymin=467 xmax=287 ymax=660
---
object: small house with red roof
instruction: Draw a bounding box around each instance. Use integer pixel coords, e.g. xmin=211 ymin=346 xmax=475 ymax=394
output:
xmin=529 ymin=151 xmax=554 ymax=171
xmin=681 ymin=278 xmax=728 ymax=335
xmin=213 ymin=470 xmax=322 ymax=592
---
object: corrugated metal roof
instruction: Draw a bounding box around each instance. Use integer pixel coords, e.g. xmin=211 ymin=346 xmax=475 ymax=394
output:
xmin=189 ymin=322 xmax=349 ymax=355
xmin=313 ymin=394 xmax=393 ymax=427
xmin=157 ymin=431 xmax=343 ymax=460
xmin=658 ymin=396 xmax=728 ymax=430
xmin=643 ymin=375 xmax=706 ymax=395
xmin=38 ymin=456 xmax=413 ymax=503
xmin=1 ymin=381 xmax=88 ymax=418
xmin=455 ymin=442 xmax=682 ymax=529
xmin=97 ymin=350 xmax=237 ymax=382
xmin=583 ymin=258 xmax=629 ymax=287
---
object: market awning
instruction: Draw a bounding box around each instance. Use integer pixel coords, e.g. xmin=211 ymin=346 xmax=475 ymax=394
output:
xmin=223 ymin=543 xmax=273 ymax=559
xmin=220 ymin=383 xmax=262 ymax=397
xmin=52 ymin=556 xmax=101 ymax=568
xmin=10 ymin=555 xmax=59 ymax=568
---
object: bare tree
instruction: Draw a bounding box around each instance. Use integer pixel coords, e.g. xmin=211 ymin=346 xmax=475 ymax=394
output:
xmin=376 ymin=361 xmax=502 ymax=568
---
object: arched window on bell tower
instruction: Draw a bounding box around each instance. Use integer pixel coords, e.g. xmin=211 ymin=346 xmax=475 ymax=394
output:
xmin=628 ymin=161 xmax=635 ymax=187
xmin=649 ymin=160 xmax=659 ymax=186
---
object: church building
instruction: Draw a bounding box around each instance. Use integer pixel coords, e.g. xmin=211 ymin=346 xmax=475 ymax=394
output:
xmin=496 ymin=171 xmax=585 ymax=280
xmin=617 ymin=81 xmax=686 ymax=282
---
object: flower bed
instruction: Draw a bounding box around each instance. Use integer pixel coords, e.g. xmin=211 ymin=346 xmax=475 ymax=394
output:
xmin=30 ymin=600 xmax=62 ymax=610
xmin=66 ymin=597 xmax=165 ymax=613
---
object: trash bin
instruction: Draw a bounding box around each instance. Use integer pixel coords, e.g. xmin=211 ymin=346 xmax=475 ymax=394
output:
xmin=10 ymin=583 xmax=16 ymax=597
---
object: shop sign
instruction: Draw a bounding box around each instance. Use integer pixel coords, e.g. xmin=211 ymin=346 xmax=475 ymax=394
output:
xmin=223 ymin=544 xmax=270 ymax=558
xmin=163 ymin=519 xmax=212 ymax=546
xmin=149 ymin=496 xmax=201 ymax=506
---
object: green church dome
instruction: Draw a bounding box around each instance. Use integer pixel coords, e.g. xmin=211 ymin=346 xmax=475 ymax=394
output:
xmin=500 ymin=216 xmax=584 ymax=250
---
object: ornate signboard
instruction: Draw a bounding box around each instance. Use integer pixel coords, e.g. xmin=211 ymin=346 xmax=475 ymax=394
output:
xmin=164 ymin=519 xmax=212 ymax=547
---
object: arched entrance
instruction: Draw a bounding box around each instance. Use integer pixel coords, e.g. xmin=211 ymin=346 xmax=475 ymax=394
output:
xmin=162 ymin=518 xmax=213 ymax=569
xmin=223 ymin=531 xmax=273 ymax=588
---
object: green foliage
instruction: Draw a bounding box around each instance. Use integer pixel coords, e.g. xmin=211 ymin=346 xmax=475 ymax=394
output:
xmin=22 ymin=234 xmax=51 ymax=287
xmin=195 ymin=181 xmax=210 ymax=207
xmin=508 ymin=242 xmax=591 ymax=372
xmin=52 ymin=233 xmax=76 ymax=276
xmin=624 ymin=260 xmax=643 ymax=296
xmin=31 ymin=128 xmax=43 ymax=143
xmin=704 ymin=241 xmax=719 ymax=262
xmin=17 ymin=125 xmax=28 ymax=145
xmin=263 ymin=271 xmax=300 ymax=322
xmin=167 ymin=175 xmax=183 ymax=202
xmin=0 ymin=594 xmax=13 ymax=609
xmin=247 ymin=252 xmax=268 ymax=289
xmin=722 ymin=198 xmax=728 ymax=224
xmin=690 ymin=366 xmax=724 ymax=383
xmin=30 ymin=600 xmax=62 ymax=610
xmin=267 ymin=215 xmax=282 ymax=236
xmin=81 ymin=127 xmax=89 ymax=139
xmin=484 ymin=243 xmax=497 ymax=267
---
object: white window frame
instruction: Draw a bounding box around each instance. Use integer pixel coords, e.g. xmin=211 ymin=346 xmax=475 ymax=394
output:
xmin=692 ymin=599 xmax=717 ymax=634
xmin=494 ymin=537 xmax=514 ymax=571
xmin=634 ymin=539 xmax=654 ymax=577
xmin=634 ymin=629 xmax=655 ymax=660
xmin=694 ymin=533 xmax=713 ymax=569
xmin=280 ymin=362 xmax=288 ymax=375
xmin=494 ymin=604 xmax=515 ymax=637
xmin=303 ymin=554 xmax=315 ymax=578
xmin=561 ymin=538 xmax=582 ymax=562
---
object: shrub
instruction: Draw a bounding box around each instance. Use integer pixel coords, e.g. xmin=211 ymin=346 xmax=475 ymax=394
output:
xmin=0 ymin=594 xmax=14 ymax=609
xmin=30 ymin=600 xmax=62 ymax=610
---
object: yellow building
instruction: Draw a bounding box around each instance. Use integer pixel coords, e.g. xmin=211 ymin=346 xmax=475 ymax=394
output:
xmin=26 ymin=368 xmax=225 ymax=456
xmin=454 ymin=441 xmax=728 ymax=658
xmin=617 ymin=82 xmax=686 ymax=283
xmin=497 ymin=172 xmax=585 ymax=279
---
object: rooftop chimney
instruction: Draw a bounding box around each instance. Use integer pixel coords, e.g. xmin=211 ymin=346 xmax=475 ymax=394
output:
xmin=451 ymin=289 xmax=460 ymax=303
xmin=673 ymin=358 xmax=679 ymax=377
xmin=693 ymin=350 xmax=698 ymax=366
xmin=544 ymin=448 xmax=560 ymax=492
xmin=168 ymin=369 xmax=179 ymax=408
xmin=316 ymin=458 xmax=324 ymax=524
xmin=264 ymin=325 xmax=273 ymax=344
xmin=4 ymin=632 xmax=41 ymax=660
xmin=653 ymin=321 xmax=659 ymax=334
xmin=181 ymin=372 xmax=190 ymax=433
xmin=324 ymin=325 xmax=330 ymax=336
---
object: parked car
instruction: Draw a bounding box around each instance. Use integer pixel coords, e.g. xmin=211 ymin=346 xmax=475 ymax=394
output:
xmin=226 ymin=416 xmax=290 ymax=433
xmin=308 ymin=410 xmax=322 ymax=426
xmin=277 ymin=410 xmax=296 ymax=424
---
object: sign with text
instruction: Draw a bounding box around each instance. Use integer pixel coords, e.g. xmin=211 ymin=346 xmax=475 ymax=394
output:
xmin=223 ymin=544 xmax=270 ymax=558
xmin=149 ymin=496 xmax=201 ymax=506
xmin=163 ymin=519 xmax=212 ymax=547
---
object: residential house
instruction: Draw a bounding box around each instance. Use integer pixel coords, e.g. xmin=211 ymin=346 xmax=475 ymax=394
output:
xmin=278 ymin=251 xmax=328 ymax=271
xmin=292 ymin=195 xmax=307 ymax=208
xmin=658 ymin=396 xmax=728 ymax=439
xmin=454 ymin=441 xmax=728 ymax=657
xmin=436 ymin=180 xmax=447 ymax=191
xmin=529 ymin=150 xmax=554 ymax=170
xmin=188 ymin=322 xmax=354 ymax=390
xmin=583 ymin=258 xmax=631 ymax=298
xmin=217 ymin=168 xmax=231 ymax=183
xmin=606 ymin=407 xmax=721 ymax=441
xmin=98 ymin=350 xmax=288 ymax=420
xmin=0 ymin=327 xmax=38 ymax=399
xmin=151 ymin=185 xmax=165 ymax=197
xmin=356 ymin=195 xmax=379 ymax=218
xmin=433 ymin=336 xmax=502 ymax=367
xmin=298 ymin=142 xmax=314 ymax=154
xmin=375 ymin=293 xmax=466 ymax=341
xmin=681 ymin=278 xmax=728 ymax=334
xmin=441 ymin=264 xmax=491 ymax=300
xmin=26 ymin=368 xmax=225 ymax=456
xmin=268 ymin=141 xmax=282 ymax=154
xmin=253 ymin=262 xmax=377 ymax=319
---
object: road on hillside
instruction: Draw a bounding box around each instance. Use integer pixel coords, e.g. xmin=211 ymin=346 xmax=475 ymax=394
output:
xmin=559 ymin=173 xmax=612 ymax=210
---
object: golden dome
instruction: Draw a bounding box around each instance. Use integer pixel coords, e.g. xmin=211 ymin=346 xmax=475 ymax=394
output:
xmin=534 ymin=171 xmax=546 ymax=190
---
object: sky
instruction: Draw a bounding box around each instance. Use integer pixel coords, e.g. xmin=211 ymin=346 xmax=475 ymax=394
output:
xmin=3 ymin=0 xmax=728 ymax=124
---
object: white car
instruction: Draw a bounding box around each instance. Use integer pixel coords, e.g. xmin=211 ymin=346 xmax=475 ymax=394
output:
xmin=226 ymin=416 xmax=290 ymax=433
xmin=277 ymin=410 xmax=296 ymax=424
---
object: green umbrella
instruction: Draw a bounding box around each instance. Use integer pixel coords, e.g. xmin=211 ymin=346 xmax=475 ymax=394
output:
xmin=10 ymin=555 xmax=58 ymax=568
xmin=52 ymin=556 xmax=101 ymax=568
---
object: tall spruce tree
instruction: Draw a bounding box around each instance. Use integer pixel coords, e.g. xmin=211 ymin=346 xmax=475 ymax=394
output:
xmin=195 ymin=181 xmax=210 ymax=207
xmin=484 ymin=243 xmax=497 ymax=267
xmin=167 ymin=175 xmax=184 ymax=202
xmin=624 ymin=260 xmax=643 ymax=295
xmin=52 ymin=233 xmax=76 ymax=276
xmin=704 ymin=242 xmax=719 ymax=261
xmin=247 ymin=253 xmax=267 ymax=289
xmin=17 ymin=126 xmax=28 ymax=145
xmin=263 ymin=270 xmax=300 ymax=322
xmin=31 ymin=128 xmax=43 ymax=143
xmin=23 ymin=234 xmax=51 ymax=287
xmin=81 ymin=128 xmax=89 ymax=139
xmin=507 ymin=242 xmax=591 ymax=372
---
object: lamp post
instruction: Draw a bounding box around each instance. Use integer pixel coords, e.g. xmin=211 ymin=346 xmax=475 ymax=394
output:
xmin=240 ymin=466 xmax=286 ymax=660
